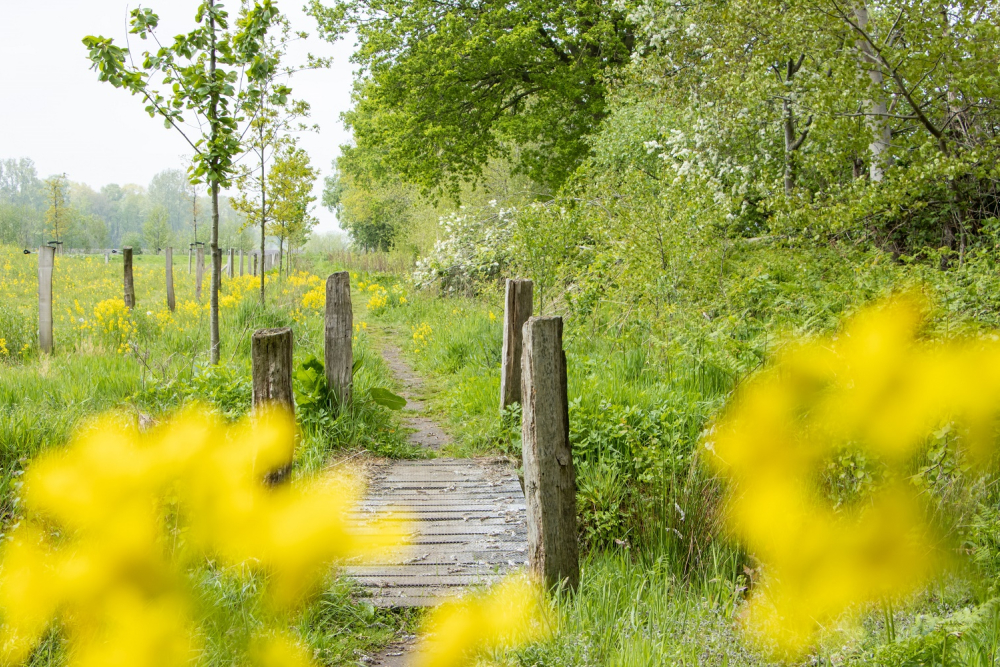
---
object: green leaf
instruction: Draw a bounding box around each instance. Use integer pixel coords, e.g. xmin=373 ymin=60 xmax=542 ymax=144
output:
xmin=369 ymin=387 xmax=406 ymax=411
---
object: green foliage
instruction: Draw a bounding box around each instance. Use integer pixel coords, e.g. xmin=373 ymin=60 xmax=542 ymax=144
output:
xmin=368 ymin=387 xmax=406 ymax=411
xmin=308 ymin=0 xmax=635 ymax=191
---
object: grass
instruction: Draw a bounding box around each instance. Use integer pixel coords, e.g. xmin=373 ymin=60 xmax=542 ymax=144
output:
xmin=0 ymin=246 xmax=422 ymax=666
xmin=353 ymin=271 xmax=1000 ymax=666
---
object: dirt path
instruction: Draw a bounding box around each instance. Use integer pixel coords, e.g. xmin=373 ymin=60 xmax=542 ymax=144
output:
xmin=347 ymin=334 xmax=527 ymax=666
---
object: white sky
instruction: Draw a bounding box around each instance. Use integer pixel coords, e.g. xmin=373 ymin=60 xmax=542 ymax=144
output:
xmin=0 ymin=0 xmax=355 ymax=233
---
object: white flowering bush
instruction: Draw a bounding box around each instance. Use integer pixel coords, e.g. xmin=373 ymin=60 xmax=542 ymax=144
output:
xmin=412 ymin=200 xmax=518 ymax=293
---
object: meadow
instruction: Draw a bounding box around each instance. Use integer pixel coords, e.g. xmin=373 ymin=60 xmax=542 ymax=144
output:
xmin=0 ymin=246 xmax=421 ymax=666
xmin=7 ymin=244 xmax=1000 ymax=666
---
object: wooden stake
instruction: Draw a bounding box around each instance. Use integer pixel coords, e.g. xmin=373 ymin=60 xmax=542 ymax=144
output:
xmin=165 ymin=247 xmax=176 ymax=312
xmin=252 ymin=327 xmax=295 ymax=411
xmin=240 ymin=248 xmax=244 ymax=276
xmin=501 ymin=278 xmax=533 ymax=411
xmin=123 ymin=246 xmax=135 ymax=309
xmin=195 ymin=246 xmax=205 ymax=301
xmin=188 ymin=247 xmax=193 ymax=274
xmin=38 ymin=246 xmax=55 ymax=355
xmin=324 ymin=272 xmax=353 ymax=405
xmin=228 ymin=248 xmax=235 ymax=278
xmin=251 ymin=327 xmax=295 ymax=483
xmin=521 ymin=316 xmax=578 ymax=591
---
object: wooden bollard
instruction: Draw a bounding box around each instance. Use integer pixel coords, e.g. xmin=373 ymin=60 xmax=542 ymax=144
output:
xmin=240 ymin=249 xmax=244 ymax=276
xmin=252 ymin=327 xmax=295 ymax=483
xmin=104 ymin=252 xmax=109 ymax=265
xmin=123 ymin=246 xmax=135 ymax=309
xmin=252 ymin=327 xmax=294 ymax=410
xmin=38 ymin=245 xmax=55 ymax=354
xmin=228 ymin=248 xmax=235 ymax=278
xmin=500 ymin=278 xmax=533 ymax=411
xmin=195 ymin=246 xmax=204 ymax=301
xmin=324 ymin=272 xmax=353 ymax=405
xmin=165 ymin=247 xmax=176 ymax=312
xmin=521 ymin=316 xmax=578 ymax=591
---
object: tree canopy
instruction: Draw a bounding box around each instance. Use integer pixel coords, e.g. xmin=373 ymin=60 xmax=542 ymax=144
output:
xmin=308 ymin=0 xmax=635 ymax=192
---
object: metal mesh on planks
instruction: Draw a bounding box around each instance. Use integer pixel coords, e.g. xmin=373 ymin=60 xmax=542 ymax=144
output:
xmin=344 ymin=457 xmax=528 ymax=608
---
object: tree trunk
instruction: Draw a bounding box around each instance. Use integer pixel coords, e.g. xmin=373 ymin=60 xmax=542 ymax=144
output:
xmin=854 ymin=3 xmax=892 ymax=182
xmin=208 ymin=0 xmax=221 ymax=365
xmin=260 ymin=125 xmax=267 ymax=305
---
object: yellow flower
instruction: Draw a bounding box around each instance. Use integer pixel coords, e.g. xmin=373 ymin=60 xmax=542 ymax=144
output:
xmin=0 ymin=407 xmax=409 ymax=665
xmin=0 ymin=338 xmax=7 ymax=356
xmin=488 ymin=311 xmax=496 ymax=322
xmin=413 ymin=572 xmax=553 ymax=667
xmin=706 ymin=296 xmax=1000 ymax=658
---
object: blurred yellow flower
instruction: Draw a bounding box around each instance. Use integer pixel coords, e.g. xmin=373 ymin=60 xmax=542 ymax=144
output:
xmin=706 ymin=296 xmax=1000 ymax=657
xmin=413 ymin=573 xmax=553 ymax=667
xmin=0 ymin=406 xmax=408 ymax=667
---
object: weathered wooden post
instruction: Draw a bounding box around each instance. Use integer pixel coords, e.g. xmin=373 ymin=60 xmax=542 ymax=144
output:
xmin=123 ymin=246 xmax=135 ymax=309
xmin=104 ymin=252 xmax=109 ymax=265
xmin=500 ymin=278 xmax=533 ymax=411
xmin=240 ymin=248 xmax=245 ymax=276
xmin=165 ymin=247 xmax=176 ymax=312
xmin=228 ymin=248 xmax=235 ymax=278
xmin=195 ymin=246 xmax=205 ymax=301
xmin=324 ymin=272 xmax=353 ymax=405
xmin=188 ymin=246 xmax=193 ymax=273
xmin=252 ymin=327 xmax=295 ymax=482
xmin=252 ymin=327 xmax=294 ymax=410
xmin=521 ymin=316 xmax=578 ymax=591
xmin=38 ymin=246 xmax=55 ymax=355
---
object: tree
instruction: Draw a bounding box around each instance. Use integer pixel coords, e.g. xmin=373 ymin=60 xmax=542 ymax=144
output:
xmin=267 ymin=144 xmax=317 ymax=273
xmin=307 ymin=0 xmax=635 ymax=191
xmin=323 ymin=167 xmax=408 ymax=252
xmin=231 ymin=12 xmax=324 ymax=302
xmin=148 ymin=169 xmax=190 ymax=232
xmin=143 ymin=207 xmax=172 ymax=253
xmin=85 ymin=0 xmax=282 ymax=364
xmin=44 ymin=174 xmax=71 ymax=246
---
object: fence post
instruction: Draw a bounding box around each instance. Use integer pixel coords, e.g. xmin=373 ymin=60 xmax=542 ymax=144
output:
xmin=324 ymin=272 xmax=353 ymax=405
xmin=228 ymin=248 xmax=235 ymax=279
xmin=38 ymin=246 xmax=55 ymax=355
xmin=252 ymin=327 xmax=294 ymax=411
xmin=123 ymin=246 xmax=135 ymax=309
xmin=521 ymin=316 xmax=578 ymax=591
xmin=195 ymin=246 xmax=205 ymax=301
xmin=105 ymin=252 xmax=109 ymax=265
xmin=251 ymin=327 xmax=295 ymax=483
xmin=165 ymin=247 xmax=175 ymax=312
xmin=500 ymin=278 xmax=533 ymax=411
xmin=240 ymin=248 xmax=244 ymax=276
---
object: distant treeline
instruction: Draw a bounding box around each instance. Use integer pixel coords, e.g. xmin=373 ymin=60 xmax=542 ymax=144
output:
xmin=0 ymin=158 xmax=253 ymax=252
